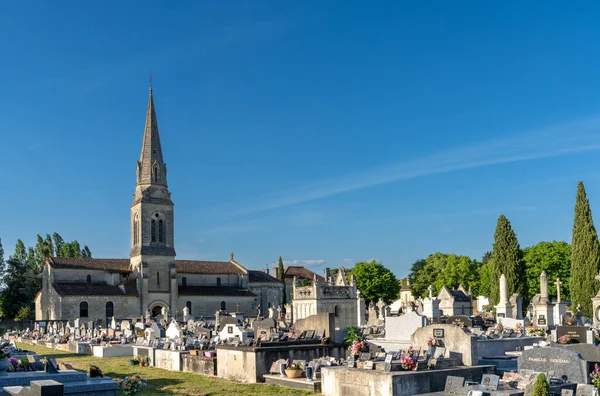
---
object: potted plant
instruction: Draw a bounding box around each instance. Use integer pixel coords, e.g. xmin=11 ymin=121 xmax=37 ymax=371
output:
xmin=128 ymin=358 xmax=139 ymax=367
xmin=426 ymin=338 xmax=440 ymax=357
xmin=590 ymin=363 xmax=600 ymax=393
xmin=284 ymin=362 xmax=304 ymax=379
xmin=117 ymin=374 xmax=147 ymax=395
xmin=137 ymin=356 xmax=148 ymax=367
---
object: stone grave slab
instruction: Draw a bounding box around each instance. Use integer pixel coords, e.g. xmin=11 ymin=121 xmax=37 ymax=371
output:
xmin=445 ymin=315 xmax=473 ymax=327
xmin=384 ymin=311 xmax=427 ymax=342
xmin=575 ymin=384 xmax=595 ymax=396
xmin=518 ymin=347 xmax=586 ymax=383
xmin=444 ymin=376 xmax=465 ymax=392
xmin=481 ymin=374 xmax=499 ymax=390
xmin=269 ymin=359 xmax=287 ymax=374
xmin=315 ymin=329 xmax=325 ymax=339
xmin=556 ymin=326 xmax=591 ymax=344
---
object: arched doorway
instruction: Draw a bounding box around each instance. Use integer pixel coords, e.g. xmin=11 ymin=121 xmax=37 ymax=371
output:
xmin=152 ymin=305 xmax=163 ymax=318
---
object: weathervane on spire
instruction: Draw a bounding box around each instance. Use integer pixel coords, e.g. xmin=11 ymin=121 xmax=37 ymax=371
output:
xmin=149 ymin=73 xmax=153 ymax=91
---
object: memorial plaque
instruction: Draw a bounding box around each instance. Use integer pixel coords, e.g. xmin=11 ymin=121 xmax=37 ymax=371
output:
xmin=518 ymin=347 xmax=586 ymax=384
xmin=556 ymin=326 xmax=588 ymax=344
xmin=305 ymin=330 xmax=315 ymax=339
xmin=364 ymin=361 xmax=374 ymax=370
xmin=444 ymin=376 xmax=465 ymax=392
xmin=561 ymin=389 xmax=573 ymax=396
xmin=576 ymin=384 xmax=595 ymax=396
xmin=375 ymin=352 xmax=386 ymax=361
xmin=347 ymin=358 xmax=356 ymax=368
xmin=384 ymin=353 xmax=394 ymax=364
xmin=481 ymin=374 xmax=500 ymax=390
xmin=315 ymin=329 xmax=325 ymax=339
xmin=433 ymin=328 xmax=445 ymax=338
xmin=359 ymin=352 xmax=371 ymax=361
xmin=497 ymin=313 xmax=506 ymax=318
xmin=446 ymin=315 xmax=473 ymax=327
xmin=538 ymin=315 xmax=547 ymax=326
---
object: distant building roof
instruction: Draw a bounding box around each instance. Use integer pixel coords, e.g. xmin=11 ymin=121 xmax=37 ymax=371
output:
xmin=52 ymin=282 xmax=137 ymax=297
xmin=449 ymin=289 xmax=471 ymax=302
xmin=284 ymin=266 xmax=325 ymax=282
xmin=48 ymin=257 xmax=247 ymax=275
xmin=248 ymin=270 xmax=282 ymax=283
xmin=178 ymin=286 xmax=256 ymax=297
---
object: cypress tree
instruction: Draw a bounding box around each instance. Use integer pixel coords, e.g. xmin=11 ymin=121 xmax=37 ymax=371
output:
xmin=490 ymin=215 xmax=525 ymax=305
xmin=570 ymin=181 xmax=600 ymax=317
xmin=531 ymin=373 xmax=550 ymax=396
xmin=278 ymin=256 xmax=286 ymax=305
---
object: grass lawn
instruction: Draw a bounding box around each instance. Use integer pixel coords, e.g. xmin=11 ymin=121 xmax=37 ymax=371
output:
xmin=16 ymin=342 xmax=312 ymax=396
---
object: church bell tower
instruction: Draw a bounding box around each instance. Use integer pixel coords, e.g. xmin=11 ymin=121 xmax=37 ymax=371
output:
xmin=130 ymin=86 xmax=177 ymax=315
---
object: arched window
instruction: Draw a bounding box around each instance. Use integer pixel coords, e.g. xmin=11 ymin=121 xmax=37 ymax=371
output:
xmin=153 ymin=165 xmax=159 ymax=183
xmin=182 ymin=277 xmax=187 ymax=287
xmin=268 ymin=302 xmax=271 ymax=309
xmin=216 ymin=277 xmax=221 ymax=287
xmin=80 ymin=302 xmax=88 ymax=317
xmin=157 ymin=272 xmax=160 ymax=287
xmin=334 ymin=305 xmax=340 ymax=318
xmin=151 ymin=220 xmax=156 ymax=242
xmin=86 ymin=275 xmax=91 ymax=284
xmin=221 ymin=301 xmax=226 ymax=311
xmin=186 ymin=301 xmax=192 ymax=315
xmin=133 ymin=214 xmax=139 ymax=245
xmin=158 ymin=220 xmax=164 ymax=243
xmin=106 ymin=302 xmax=114 ymax=318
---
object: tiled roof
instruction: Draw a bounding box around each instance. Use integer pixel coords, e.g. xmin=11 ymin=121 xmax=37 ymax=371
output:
xmin=450 ymin=290 xmax=471 ymax=302
xmin=176 ymin=260 xmax=245 ymax=275
xmin=48 ymin=257 xmax=130 ymax=273
xmin=52 ymin=282 xmax=137 ymax=297
xmin=284 ymin=266 xmax=325 ymax=282
xmin=248 ymin=270 xmax=282 ymax=283
xmin=178 ymin=286 xmax=256 ymax=297
xmin=120 ymin=279 xmax=138 ymax=295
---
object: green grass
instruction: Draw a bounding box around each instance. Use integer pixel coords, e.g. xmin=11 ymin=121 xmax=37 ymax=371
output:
xmin=16 ymin=342 xmax=312 ymax=396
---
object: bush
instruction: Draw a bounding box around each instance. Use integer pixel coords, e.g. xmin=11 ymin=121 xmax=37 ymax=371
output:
xmin=14 ymin=306 xmax=33 ymax=321
xmin=531 ymin=373 xmax=549 ymax=396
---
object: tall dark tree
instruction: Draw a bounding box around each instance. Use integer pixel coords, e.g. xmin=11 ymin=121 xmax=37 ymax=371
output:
xmin=277 ymin=256 xmax=286 ymax=305
xmin=52 ymin=232 xmax=64 ymax=256
xmin=570 ymin=181 xmax=600 ymax=317
xmin=490 ymin=215 xmax=525 ymax=305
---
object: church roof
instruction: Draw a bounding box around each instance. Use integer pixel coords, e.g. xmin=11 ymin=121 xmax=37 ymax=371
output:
xmin=48 ymin=257 xmax=130 ymax=273
xmin=176 ymin=260 xmax=245 ymax=275
xmin=284 ymin=266 xmax=325 ymax=282
xmin=137 ymin=86 xmax=167 ymax=186
xmin=52 ymin=282 xmax=137 ymax=296
xmin=248 ymin=270 xmax=282 ymax=283
xmin=178 ymin=286 xmax=256 ymax=297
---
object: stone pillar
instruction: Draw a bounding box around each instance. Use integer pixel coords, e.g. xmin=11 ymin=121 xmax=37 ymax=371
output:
xmin=357 ymin=290 xmax=366 ymax=326
xmin=495 ymin=274 xmax=513 ymax=320
xmin=540 ymin=271 xmax=548 ymax=303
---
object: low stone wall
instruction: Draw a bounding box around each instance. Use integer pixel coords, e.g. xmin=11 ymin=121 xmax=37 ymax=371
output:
xmin=321 ymin=365 xmax=496 ymax=396
xmin=182 ymin=354 xmax=217 ymax=376
xmin=154 ymin=349 xmax=186 ymax=372
xmin=217 ymin=343 xmax=346 ymax=383
xmin=55 ymin=343 xmax=70 ymax=352
xmin=91 ymin=345 xmax=133 ymax=358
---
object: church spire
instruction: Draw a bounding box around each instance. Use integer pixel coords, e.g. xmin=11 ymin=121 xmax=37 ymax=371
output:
xmin=137 ymin=86 xmax=167 ymax=186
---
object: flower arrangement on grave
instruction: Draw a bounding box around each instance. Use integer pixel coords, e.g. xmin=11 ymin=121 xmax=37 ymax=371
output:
xmin=514 ymin=323 xmax=523 ymax=334
xmin=7 ymin=357 xmax=18 ymax=371
xmin=351 ymin=340 xmax=368 ymax=356
xmin=400 ymin=355 xmax=415 ymax=371
xmin=591 ymin=363 xmax=600 ymax=390
xmin=527 ymin=327 xmax=545 ymax=337
xmin=426 ymin=338 xmax=440 ymax=347
xmin=557 ymin=335 xmax=571 ymax=344
xmin=406 ymin=346 xmax=414 ymax=356
xmin=285 ymin=361 xmax=304 ymax=378
xmin=495 ymin=321 xmax=505 ymax=334
xmin=117 ymin=374 xmax=147 ymax=395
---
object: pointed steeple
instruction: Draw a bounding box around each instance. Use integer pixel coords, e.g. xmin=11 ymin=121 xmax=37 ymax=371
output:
xmin=137 ymin=87 xmax=167 ymax=186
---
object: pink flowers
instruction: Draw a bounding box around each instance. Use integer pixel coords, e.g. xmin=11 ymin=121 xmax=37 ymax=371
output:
xmin=400 ymin=355 xmax=415 ymax=370
xmin=427 ymin=338 xmax=440 ymax=347
xmin=117 ymin=374 xmax=147 ymax=395
xmin=351 ymin=340 xmax=368 ymax=355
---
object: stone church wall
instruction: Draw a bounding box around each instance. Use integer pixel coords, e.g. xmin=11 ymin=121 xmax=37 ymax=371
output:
xmin=60 ymin=295 xmax=138 ymax=323
xmin=53 ymin=269 xmax=107 ymax=283
xmin=248 ymin=284 xmax=283 ymax=316
xmin=177 ymin=296 xmax=254 ymax=319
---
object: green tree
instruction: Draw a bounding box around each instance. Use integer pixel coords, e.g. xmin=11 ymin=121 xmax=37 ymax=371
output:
xmin=571 ymin=181 xmax=600 ymax=317
xmin=523 ymin=241 xmax=571 ymax=303
xmin=52 ymin=232 xmax=65 ymax=256
xmin=408 ymin=258 xmax=438 ymax=298
xmin=409 ymin=253 xmax=481 ymax=298
xmin=14 ymin=306 xmax=33 ymax=321
xmin=531 ymin=373 xmax=549 ymax=396
xmin=478 ymin=260 xmax=494 ymax=298
xmin=352 ymin=260 xmax=399 ymax=304
xmin=277 ymin=256 xmax=286 ymax=305
xmin=0 ymin=238 xmax=4 ymax=288
xmin=490 ymin=215 xmax=525 ymax=305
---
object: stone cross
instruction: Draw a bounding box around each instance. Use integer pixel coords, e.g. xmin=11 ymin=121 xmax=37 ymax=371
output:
xmin=377 ymin=298 xmax=386 ymax=319
xmin=555 ymin=278 xmax=563 ymax=303
xmin=428 ymin=285 xmax=433 ymax=299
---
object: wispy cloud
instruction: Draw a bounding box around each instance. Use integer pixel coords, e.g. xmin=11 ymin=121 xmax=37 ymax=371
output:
xmin=283 ymin=259 xmax=325 ymax=267
xmin=238 ymin=116 xmax=600 ymax=214
xmin=28 ymin=142 xmax=41 ymax=151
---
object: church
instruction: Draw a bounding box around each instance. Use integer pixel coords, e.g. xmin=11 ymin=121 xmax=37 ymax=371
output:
xmin=35 ymin=88 xmax=283 ymax=325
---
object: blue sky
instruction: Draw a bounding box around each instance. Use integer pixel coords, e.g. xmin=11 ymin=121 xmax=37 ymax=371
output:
xmin=2 ymin=2 xmax=600 ymax=278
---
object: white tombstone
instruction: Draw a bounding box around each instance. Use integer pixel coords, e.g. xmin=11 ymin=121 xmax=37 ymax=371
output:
xmin=218 ymin=323 xmax=250 ymax=343
xmin=553 ymin=278 xmax=567 ymax=325
xmin=357 ymin=290 xmax=366 ymax=327
xmin=145 ymin=327 xmax=156 ymax=341
xmin=268 ymin=307 xmax=274 ymax=319
xmin=182 ymin=306 xmax=192 ymax=322
xmin=161 ymin=306 xmax=168 ymax=319
xmin=166 ymin=320 xmax=183 ymax=340
xmin=422 ymin=285 xmax=440 ymax=321
xmin=377 ymin=298 xmax=386 ymax=320
xmin=110 ymin=316 xmax=117 ymax=330
xmin=495 ymin=274 xmax=513 ymax=321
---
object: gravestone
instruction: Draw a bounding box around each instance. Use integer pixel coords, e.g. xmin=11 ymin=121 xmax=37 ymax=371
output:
xmin=444 ymin=376 xmax=465 ymax=392
xmin=575 ymin=384 xmax=595 ymax=396
xmin=315 ymin=329 xmax=325 ymax=339
xmin=364 ymin=361 xmax=374 ymax=370
xmin=251 ymin=318 xmax=275 ymax=332
xmin=562 ymin=389 xmax=574 ymax=396
xmin=433 ymin=347 xmax=446 ymax=359
xmin=446 ymin=315 xmax=472 ymax=327
xmin=305 ymin=330 xmax=315 ymax=339
xmin=556 ymin=326 xmax=590 ymax=344
xmin=518 ymin=347 xmax=587 ymax=383
xmin=348 ymin=358 xmax=356 ymax=368
xmin=269 ymin=359 xmax=288 ymax=374
xmin=359 ymin=352 xmax=371 ymax=361
xmin=384 ymin=311 xmax=427 ymax=342
xmin=481 ymin=374 xmax=500 ymax=390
